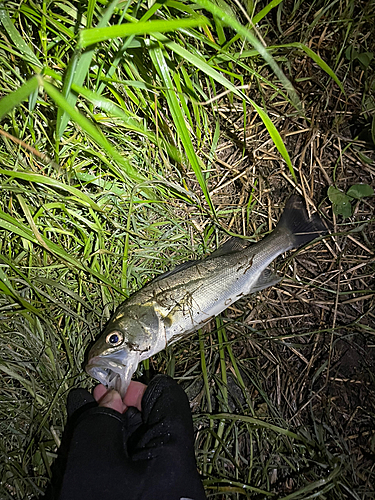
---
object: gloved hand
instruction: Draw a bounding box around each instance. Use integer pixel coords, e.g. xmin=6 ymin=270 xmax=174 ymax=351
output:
xmin=57 ymin=375 xmax=206 ymax=500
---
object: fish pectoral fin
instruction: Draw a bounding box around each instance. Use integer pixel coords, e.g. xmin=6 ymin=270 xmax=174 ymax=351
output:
xmin=251 ymin=268 xmax=281 ymax=293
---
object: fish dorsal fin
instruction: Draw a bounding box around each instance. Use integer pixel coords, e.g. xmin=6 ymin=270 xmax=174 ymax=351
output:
xmin=209 ymin=237 xmax=252 ymax=258
xmin=251 ymin=268 xmax=280 ymax=293
xmin=153 ymin=237 xmax=252 ymax=282
xmin=152 ymin=259 xmax=200 ymax=282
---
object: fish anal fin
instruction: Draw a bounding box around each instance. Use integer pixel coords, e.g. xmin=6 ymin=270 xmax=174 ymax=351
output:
xmin=251 ymin=268 xmax=280 ymax=293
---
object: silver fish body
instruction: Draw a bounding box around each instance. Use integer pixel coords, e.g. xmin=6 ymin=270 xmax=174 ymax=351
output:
xmin=86 ymin=195 xmax=326 ymax=396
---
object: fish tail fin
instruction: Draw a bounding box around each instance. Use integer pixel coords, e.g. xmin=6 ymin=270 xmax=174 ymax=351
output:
xmin=277 ymin=194 xmax=328 ymax=248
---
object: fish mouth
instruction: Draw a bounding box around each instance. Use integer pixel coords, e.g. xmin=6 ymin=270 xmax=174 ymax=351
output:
xmin=86 ymin=354 xmax=139 ymax=398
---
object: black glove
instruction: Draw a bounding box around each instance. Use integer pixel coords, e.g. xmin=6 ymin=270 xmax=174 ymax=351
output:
xmin=57 ymin=375 xmax=206 ymax=500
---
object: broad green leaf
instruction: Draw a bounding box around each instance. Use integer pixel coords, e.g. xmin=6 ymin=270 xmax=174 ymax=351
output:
xmin=347 ymin=184 xmax=374 ymax=199
xmin=357 ymin=52 xmax=373 ymax=68
xmin=0 ymin=76 xmax=39 ymax=121
xmin=328 ymin=186 xmax=352 ymax=218
xmin=328 ymin=186 xmax=346 ymax=204
xmin=79 ymin=16 xmax=210 ymax=48
xmin=345 ymin=45 xmax=357 ymax=61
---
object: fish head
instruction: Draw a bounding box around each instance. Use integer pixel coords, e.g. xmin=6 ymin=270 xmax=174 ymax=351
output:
xmin=86 ymin=304 xmax=164 ymax=398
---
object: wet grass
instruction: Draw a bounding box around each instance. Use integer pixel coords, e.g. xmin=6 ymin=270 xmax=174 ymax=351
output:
xmin=0 ymin=0 xmax=374 ymax=498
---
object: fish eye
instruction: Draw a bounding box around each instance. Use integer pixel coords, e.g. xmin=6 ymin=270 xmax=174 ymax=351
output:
xmin=105 ymin=331 xmax=123 ymax=347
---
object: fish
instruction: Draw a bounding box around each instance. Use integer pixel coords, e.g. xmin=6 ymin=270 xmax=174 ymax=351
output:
xmin=86 ymin=194 xmax=327 ymax=397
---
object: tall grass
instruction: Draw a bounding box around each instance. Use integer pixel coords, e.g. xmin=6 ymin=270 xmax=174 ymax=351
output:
xmin=1 ymin=0 xmax=374 ymax=498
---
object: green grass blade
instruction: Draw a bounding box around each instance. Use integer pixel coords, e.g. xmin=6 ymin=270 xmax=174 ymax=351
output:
xmin=154 ymin=33 xmax=246 ymax=99
xmin=0 ymin=364 xmax=44 ymax=405
xmin=0 ymin=4 xmax=42 ymax=68
xmin=57 ymin=79 xmax=182 ymax=163
xmin=40 ymin=78 xmax=146 ymax=185
xmin=221 ymin=327 xmax=255 ymax=416
xmin=0 ymin=76 xmax=39 ymax=120
xmin=70 ymin=83 xmax=155 ymax=135
xmin=250 ymin=98 xmax=295 ymax=180
xmin=252 ymin=0 xmax=284 ymax=25
xmin=278 ymin=42 xmax=345 ymax=94
xmin=86 ymin=0 xmax=96 ymax=28
xmin=211 ymin=317 xmax=229 ymax=471
xmin=278 ymin=470 xmax=340 ymax=500
xmin=195 ymin=0 xmax=301 ymax=110
xmin=0 ymin=266 xmax=40 ymax=315
xmin=204 ymin=412 xmax=304 ymax=440
xmin=0 ymin=207 xmax=121 ymax=291
xmin=0 ymin=169 xmax=102 ymax=211
xmin=203 ymin=478 xmax=274 ymax=496
xmin=148 ymin=42 xmax=214 ymax=213
xmin=79 ymin=16 xmax=210 ymax=48
xmin=56 ymin=0 xmax=119 ymax=138
xmin=153 ymin=33 xmax=294 ymax=178
xmin=94 ymin=1 xmax=159 ymax=97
